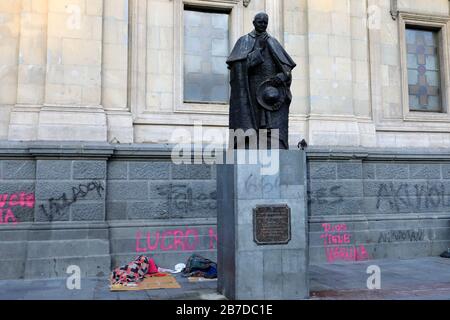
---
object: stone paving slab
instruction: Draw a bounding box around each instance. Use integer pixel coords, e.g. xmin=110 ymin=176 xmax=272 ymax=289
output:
xmin=310 ymin=257 xmax=450 ymax=300
xmin=0 ymin=275 xmax=224 ymax=300
xmin=1 ymin=257 xmax=450 ymax=300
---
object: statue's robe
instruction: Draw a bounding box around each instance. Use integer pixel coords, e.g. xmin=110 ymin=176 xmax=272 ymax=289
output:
xmin=226 ymin=30 xmax=296 ymax=149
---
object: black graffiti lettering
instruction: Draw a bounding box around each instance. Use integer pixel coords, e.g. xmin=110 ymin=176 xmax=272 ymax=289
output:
xmin=40 ymin=181 xmax=105 ymax=221
xmin=156 ymin=183 xmax=217 ymax=213
xmin=393 ymin=183 xmax=404 ymax=211
xmin=208 ymin=191 xmax=217 ymax=209
xmin=315 ymin=188 xmax=328 ymax=205
xmin=378 ymin=232 xmax=389 ymax=243
xmin=39 ymin=204 xmax=50 ymax=219
xmin=309 ymin=185 xmax=343 ymax=207
xmin=376 ymin=183 xmax=394 ymax=210
xmin=329 ymin=186 xmax=343 ymax=205
xmin=415 ymin=184 xmax=427 ymax=209
xmin=378 ymin=229 xmax=425 ymax=243
xmin=427 ymin=184 xmax=444 ymax=208
xmin=397 ymin=183 xmax=412 ymax=209
xmin=376 ymin=182 xmax=448 ymax=212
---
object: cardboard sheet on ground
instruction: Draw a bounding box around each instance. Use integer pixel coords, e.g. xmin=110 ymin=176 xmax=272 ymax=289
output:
xmin=110 ymin=274 xmax=181 ymax=291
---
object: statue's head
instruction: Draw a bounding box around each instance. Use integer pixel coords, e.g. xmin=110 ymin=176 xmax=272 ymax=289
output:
xmin=253 ymin=12 xmax=269 ymax=33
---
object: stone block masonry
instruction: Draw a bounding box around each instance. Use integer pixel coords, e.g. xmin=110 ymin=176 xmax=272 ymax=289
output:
xmin=308 ymin=148 xmax=450 ymax=264
xmin=0 ymin=142 xmax=217 ymax=280
xmin=35 ymin=160 xmax=106 ymax=222
xmin=0 ymin=142 xmax=450 ymax=280
xmin=106 ymin=157 xmax=217 ymax=269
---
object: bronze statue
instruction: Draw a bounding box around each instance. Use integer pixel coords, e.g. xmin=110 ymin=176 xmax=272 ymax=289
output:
xmin=227 ymin=12 xmax=296 ymax=149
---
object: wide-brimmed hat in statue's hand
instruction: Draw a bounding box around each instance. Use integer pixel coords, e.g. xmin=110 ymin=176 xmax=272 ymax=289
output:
xmin=256 ymin=78 xmax=287 ymax=112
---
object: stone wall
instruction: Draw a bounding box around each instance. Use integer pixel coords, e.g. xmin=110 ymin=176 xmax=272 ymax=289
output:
xmin=106 ymin=158 xmax=217 ymax=268
xmin=0 ymin=143 xmax=217 ymax=280
xmin=308 ymin=148 xmax=450 ymax=264
xmin=1 ymin=142 xmax=450 ymax=280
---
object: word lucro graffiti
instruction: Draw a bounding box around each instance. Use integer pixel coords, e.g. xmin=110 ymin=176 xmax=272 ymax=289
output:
xmin=376 ymin=182 xmax=450 ymax=212
xmin=378 ymin=229 xmax=425 ymax=243
xmin=0 ymin=192 xmax=35 ymax=224
xmin=320 ymin=223 xmax=369 ymax=263
xmin=136 ymin=227 xmax=217 ymax=252
xmin=39 ymin=181 xmax=104 ymax=221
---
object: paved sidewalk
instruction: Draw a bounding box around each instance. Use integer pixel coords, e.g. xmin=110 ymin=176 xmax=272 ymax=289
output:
xmin=1 ymin=257 xmax=450 ymax=300
xmin=310 ymin=256 xmax=450 ymax=300
xmin=0 ymin=275 xmax=225 ymax=300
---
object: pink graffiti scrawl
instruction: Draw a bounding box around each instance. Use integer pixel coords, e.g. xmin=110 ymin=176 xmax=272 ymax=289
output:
xmin=0 ymin=208 xmax=18 ymax=225
xmin=0 ymin=193 xmax=35 ymax=225
xmin=209 ymin=228 xmax=218 ymax=250
xmin=135 ymin=227 xmax=217 ymax=252
xmin=0 ymin=193 xmax=35 ymax=209
xmin=136 ymin=229 xmax=200 ymax=252
xmin=320 ymin=223 xmax=369 ymax=263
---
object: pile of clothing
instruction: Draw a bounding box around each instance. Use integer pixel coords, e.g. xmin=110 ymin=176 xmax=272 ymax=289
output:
xmin=110 ymin=255 xmax=159 ymax=286
xmin=110 ymin=254 xmax=218 ymax=287
xmin=181 ymin=254 xmax=217 ymax=279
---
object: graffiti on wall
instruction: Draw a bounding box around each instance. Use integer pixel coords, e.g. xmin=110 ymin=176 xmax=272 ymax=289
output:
xmin=136 ymin=227 xmax=217 ymax=252
xmin=245 ymin=175 xmax=281 ymax=194
xmin=320 ymin=223 xmax=369 ymax=263
xmin=309 ymin=181 xmax=450 ymax=213
xmin=378 ymin=229 xmax=425 ymax=243
xmin=0 ymin=192 xmax=35 ymax=224
xmin=155 ymin=184 xmax=216 ymax=211
xmin=376 ymin=182 xmax=450 ymax=212
xmin=308 ymin=186 xmax=344 ymax=206
xmin=39 ymin=181 xmax=104 ymax=221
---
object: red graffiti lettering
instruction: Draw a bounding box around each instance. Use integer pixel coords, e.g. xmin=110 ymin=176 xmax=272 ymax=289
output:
xmin=135 ymin=227 xmax=217 ymax=253
xmin=0 ymin=194 xmax=8 ymax=208
xmin=0 ymin=208 xmax=17 ymax=225
xmin=146 ymin=232 xmax=160 ymax=251
xmin=0 ymin=193 xmax=35 ymax=225
xmin=325 ymin=245 xmax=369 ymax=263
xmin=0 ymin=193 xmax=35 ymax=209
xmin=184 ymin=229 xmax=199 ymax=251
xmin=322 ymin=223 xmax=331 ymax=232
xmin=25 ymin=193 xmax=35 ymax=208
xmin=161 ymin=231 xmax=174 ymax=251
xmin=357 ymin=245 xmax=369 ymax=261
xmin=173 ymin=230 xmax=185 ymax=251
xmin=9 ymin=194 xmax=20 ymax=207
xmin=135 ymin=231 xmax=147 ymax=253
xmin=209 ymin=228 xmax=218 ymax=250
xmin=321 ymin=223 xmax=369 ymax=263
xmin=321 ymin=233 xmax=352 ymax=245
xmin=322 ymin=223 xmax=347 ymax=233
xmin=344 ymin=233 xmax=351 ymax=243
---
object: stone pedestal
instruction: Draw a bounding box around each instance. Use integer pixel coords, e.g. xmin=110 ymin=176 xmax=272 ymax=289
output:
xmin=217 ymin=150 xmax=309 ymax=300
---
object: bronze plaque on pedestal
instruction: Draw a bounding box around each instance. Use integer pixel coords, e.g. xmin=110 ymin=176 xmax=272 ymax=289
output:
xmin=253 ymin=204 xmax=291 ymax=245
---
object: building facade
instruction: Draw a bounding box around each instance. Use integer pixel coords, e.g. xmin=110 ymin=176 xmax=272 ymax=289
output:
xmin=1 ymin=0 xmax=450 ymax=282
xmin=3 ymin=0 xmax=450 ymax=147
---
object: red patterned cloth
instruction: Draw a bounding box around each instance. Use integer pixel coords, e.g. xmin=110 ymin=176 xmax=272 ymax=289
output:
xmin=110 ymin=255 xmax=152 ymax=285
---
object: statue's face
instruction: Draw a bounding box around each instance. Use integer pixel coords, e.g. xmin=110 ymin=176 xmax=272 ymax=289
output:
xmin=253 ymin=15 xmax=268 ymax=33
